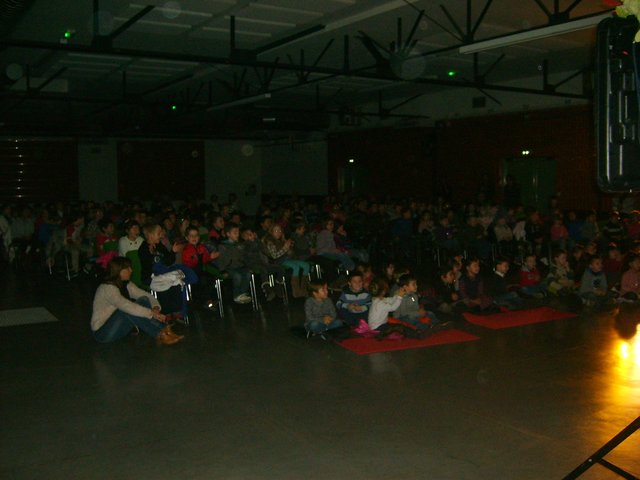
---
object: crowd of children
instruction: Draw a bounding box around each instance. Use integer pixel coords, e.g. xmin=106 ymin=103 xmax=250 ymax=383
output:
xmin=3 ymin=195 xmax=640 ymax=345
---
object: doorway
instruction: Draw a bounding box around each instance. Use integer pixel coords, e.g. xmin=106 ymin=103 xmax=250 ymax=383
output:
xmin=337 ymin=164 xmax=370 ymax=195
xmin=503 ymin=157 xmax=557 ymax=212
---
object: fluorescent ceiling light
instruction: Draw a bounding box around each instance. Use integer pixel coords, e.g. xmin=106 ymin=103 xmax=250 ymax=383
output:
xmin=459 ymin=12 xmax=612 ymax=54
xmin=250 ymin=4 xmax=322 ymax=17
xmin=124 ymin=71 xmax=172 ymax=77
xmin=206 ymin=93 xmax=271 ymax=112
xmin=114 ymin=17 xmax=191 ymax=29
xmin=324 ymin=0 xmax=410 ymax=32
xmin=60 ymin=60 xmax=122 ymax=67
xmin=139 ymin=59 xmax=199 ymax=67
xmin=129 ymin=3 xmax=212 ymax=18
xmin=256 ymin=0 xmax=416 ymax=55
xmin=223 ymin=15 xmax=295 ymax=28
xmin=68 ymin=53 xmax=131 ymax=61
xmin=202 ymin=26 xmax=271 ymax=38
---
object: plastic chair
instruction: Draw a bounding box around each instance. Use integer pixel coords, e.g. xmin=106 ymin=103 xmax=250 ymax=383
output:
xmin=102 ymin=240 xmax=119 ymax=253
xmin=125 ymin=250 xmax=147 ymax=290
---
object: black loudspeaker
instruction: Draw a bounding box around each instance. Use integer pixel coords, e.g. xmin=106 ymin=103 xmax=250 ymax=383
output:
xmin=596 ymin=16 xmax=640 ymax=192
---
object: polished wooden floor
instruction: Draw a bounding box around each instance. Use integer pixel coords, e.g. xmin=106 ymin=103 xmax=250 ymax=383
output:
xmin=1 ymin=267 xmax=639 ymax=480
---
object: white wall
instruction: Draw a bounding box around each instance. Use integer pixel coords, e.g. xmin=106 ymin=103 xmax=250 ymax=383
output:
xmin=260 ymin=140 xmax=328 ymax=196
xmin=70 ymin=138 xmax=327 ymax=207
xmin=78 ymin=139 xmax=118 ymax=202
xmin=204 ymin=140 xmax=262 ymax=214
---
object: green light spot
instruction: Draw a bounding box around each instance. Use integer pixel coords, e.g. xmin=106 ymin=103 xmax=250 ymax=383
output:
xmin=171 ymin=105 xmax=177 ymax=111
xmin=447 ymin=70 xmax=457 ymax=77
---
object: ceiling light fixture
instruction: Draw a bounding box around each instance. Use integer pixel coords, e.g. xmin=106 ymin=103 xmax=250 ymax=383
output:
xmin=206 ymin=93 xmax=272 ymax=112
xmin=459 ymin=12 xmax=612 ymax=54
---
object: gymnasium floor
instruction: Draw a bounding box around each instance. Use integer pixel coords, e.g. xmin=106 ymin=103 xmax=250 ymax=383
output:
xmin=1 ymin=268 xmax=639 ymax=480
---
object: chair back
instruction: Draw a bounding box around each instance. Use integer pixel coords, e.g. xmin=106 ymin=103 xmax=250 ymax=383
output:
xmin=103 ymin=240 xmax=119 ymax=253
xmin=125 ymin=249 xmax=147 ymax=289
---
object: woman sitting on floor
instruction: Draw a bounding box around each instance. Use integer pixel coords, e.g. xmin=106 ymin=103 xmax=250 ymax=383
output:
xmin=90 ymin=256 xmax=183 ymax=345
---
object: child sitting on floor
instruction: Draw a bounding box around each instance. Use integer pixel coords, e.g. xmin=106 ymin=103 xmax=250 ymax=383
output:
xmin=336 ymin=272 xmax=372 ymax=326
xmin=619 ymin=254 xmax=640 ymax=301
xmin=603 ymin=243 xmax=624 ymax=288
xmin=579 ymin=255 xmax=611 ymax=308
xmin=428 ymin=266 xmax=461 ymax=314
xmin=459 ymin=257 xmax=498 ymax=314
xmin=304 ymin=281 xmax=344 ymax=335
xmin=485 ymin=257 xmax=523 ymax=309
xmin=519 ymin=254 xmax=546 ymax=299
xmin=391 ymin=274 xmax=441 ymax=331
xmin=546 ymin=249 xmax=576 ymax=296
xmin=367 ymin=277 xmax=406 ymax=332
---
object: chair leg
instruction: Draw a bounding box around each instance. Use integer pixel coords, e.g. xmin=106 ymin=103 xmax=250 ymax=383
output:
xmin=182 ymin=284 xmax=190 ymax=327
xmin=314 ymin=263 xmax=322 ymax=280
xmin=64 ymin=253 xmax=71 ymax=281
xmin=215 ymin=278 xmax=225 ymax=318
xmin=281 ymin=275 xmax=289 ymax=306
xmin=249 ymin=273 xmax=259 ymax=311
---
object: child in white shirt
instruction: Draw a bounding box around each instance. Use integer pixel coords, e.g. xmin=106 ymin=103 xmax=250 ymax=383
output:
xmin=368 ymin=277 xmax=406 ymax=331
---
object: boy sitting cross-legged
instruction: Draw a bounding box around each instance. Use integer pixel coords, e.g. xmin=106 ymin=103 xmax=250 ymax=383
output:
xmin=391 ymin=274 xmax=444 ymax=331
xmin=304 ymin=281 xmax=345 ymax=336
xmin=336 ymin=272 xmax=372 ymax=326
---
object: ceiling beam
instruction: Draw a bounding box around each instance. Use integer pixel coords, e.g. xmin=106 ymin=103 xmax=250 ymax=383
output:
xmin=109 ymin=5 xmax=154 ymax=41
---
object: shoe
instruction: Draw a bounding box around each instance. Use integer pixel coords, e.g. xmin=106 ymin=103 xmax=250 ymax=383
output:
xmin=165 ymin=325 xmax=185 ymax=341
xmin=234 ymin=293 xmax=252 ymax=304
xmin=156 ymin=327 xmax=183 ymax=345
xmin=306 ymin=331 xmax=329 ymax=341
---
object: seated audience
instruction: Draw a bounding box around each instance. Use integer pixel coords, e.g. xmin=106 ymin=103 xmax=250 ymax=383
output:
xmin=619 ymin=254 xmax=640 ymax=301
xmin=336 ymin=272 xmax=371 ymax=326
xmin=425 ymin=266 xmax=461 ymax=314
xmin=367 ymin=277 xmax=405 ymax=332
xmin=519 ymin=254 xmax=546 ymax=298
xmin=546 ymin=249 xmax=576 ymax=296
xmin=579 ymin=255 xmax=611 ymax=308
xmin=316 ymin=218 xmax=355 ymax=271
xmin=459 ymin=258 xmax=496 ymax=313
xmin=304 ymin=281 xmax=344 ymax=335
xmin=91 ymin=257 xmax=183 ymax=345
xmin=241 ymin=227 xmax=285 ymax=301
xmin=118 ymin=220 xmax=143 ymax=256
xmin=139 ymin=223 xmax=197 ymax=316
xmin=391 ymin=274 xmax=440 ymax=330
xmin=181 ymin=225 xmax=221 ymax=308
xmin=214 ymin=223 xmax=252 ymax=304
xmin=485 ymin=257 xmax=523 ymax=309
xmin=262 ymin=224 xmax=311 ymax=298
xmin=603 ymin=244 xmax=623 ymax=288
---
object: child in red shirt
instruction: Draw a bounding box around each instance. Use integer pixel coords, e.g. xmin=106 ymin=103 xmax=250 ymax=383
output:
xmin=182 ymin=225 xmax=221 ymax=310
xmin=182 ymin=226 xmax=220 ymax=272
xmin=519 ymin=254 xmax=546 ymax=298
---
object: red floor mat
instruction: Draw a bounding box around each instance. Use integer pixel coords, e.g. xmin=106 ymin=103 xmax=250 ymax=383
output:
xmin=463 ymin=306 xmax=577 ymax=330
xmin=338 ymin=329 xmax=479 ymax=355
